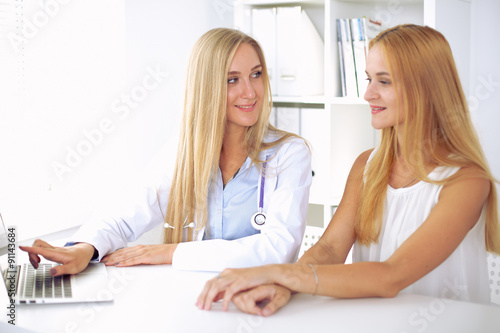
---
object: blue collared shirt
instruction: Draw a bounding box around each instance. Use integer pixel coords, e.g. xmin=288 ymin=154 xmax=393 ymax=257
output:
xmin=205 ymin=156 xmax=261 ymax=241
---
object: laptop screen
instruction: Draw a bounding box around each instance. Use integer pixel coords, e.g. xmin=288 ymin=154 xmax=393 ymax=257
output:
xmin=0 ymin=213 xmax=8 ymax=257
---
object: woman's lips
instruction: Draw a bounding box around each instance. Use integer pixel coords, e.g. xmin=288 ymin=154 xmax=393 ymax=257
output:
xmin=235 ymin=101 xmax=257 ymax=112
xmin=370 ymin=105 xmax=386 ymax=114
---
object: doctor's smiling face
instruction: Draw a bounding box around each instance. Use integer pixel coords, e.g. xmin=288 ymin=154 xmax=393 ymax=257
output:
xmin=226 ymin=43 xmax=264 ymax=132
xmin=364 ymin=44 xmax=403 ymax=130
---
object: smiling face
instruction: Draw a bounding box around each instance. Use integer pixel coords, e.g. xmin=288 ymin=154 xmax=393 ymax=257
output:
xmin=364 ymin=44 xmax=404 ymax=130
xmin=225 ymin=43 xmax=264 ymax=133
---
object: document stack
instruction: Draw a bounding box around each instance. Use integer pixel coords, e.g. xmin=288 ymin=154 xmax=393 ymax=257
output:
xmin=337 ymin=17 xmax=382 ymax=98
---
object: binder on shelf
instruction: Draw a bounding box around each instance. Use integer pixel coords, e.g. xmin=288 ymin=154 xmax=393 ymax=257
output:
xmin=336 ymin=17 xmax=382 ymax=98
xmin=337 ymin=19 xmax=346 ymax=97
xmin=337 ymin=18 xmax=357 ymax=98
xmin=296 ymin=8 xmax=324 ymax=97
xmin=251 ymin=8 xmax=277 ymax=95
xmin=251 ymin=6 xmax=324 ymax=98
xmin=350 ymin=18 xmax=368 ymax=98
xmin=276 ymin=6 xmax=300 ymax=96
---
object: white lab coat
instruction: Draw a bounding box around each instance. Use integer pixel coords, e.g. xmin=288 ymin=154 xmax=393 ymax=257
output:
xmin=72 ymin=135 xmax=312 ymax=272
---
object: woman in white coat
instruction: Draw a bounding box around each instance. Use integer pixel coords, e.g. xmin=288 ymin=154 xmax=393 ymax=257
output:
xmin=21 ymin=28 xmax=312 ymax=275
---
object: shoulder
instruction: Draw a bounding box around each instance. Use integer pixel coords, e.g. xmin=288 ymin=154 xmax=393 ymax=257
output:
xmin=352 ymin=149 xmax=375 ymax=173
xmin=264 ymin=133 xmax=310 ymax=157
xmin=434 ymin=165 xmax=491 ymax=230
xmin=437 ymin=166 xmax=490 ymax=216
xmin=341 ymin=148 xmax=375 ymax=188
xmin=441 ymin=165 xmax=490 ymax=195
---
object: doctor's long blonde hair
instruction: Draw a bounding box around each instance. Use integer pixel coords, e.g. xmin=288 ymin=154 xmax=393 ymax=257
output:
xmin=355 ymin=24 xmax=500 ymax=254
xmin=163 ymin=28 xmax=300 ymax=244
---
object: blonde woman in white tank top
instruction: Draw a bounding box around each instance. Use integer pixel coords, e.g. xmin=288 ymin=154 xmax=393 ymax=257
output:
xmin=196 ymin=24 xmax=500 ymax=315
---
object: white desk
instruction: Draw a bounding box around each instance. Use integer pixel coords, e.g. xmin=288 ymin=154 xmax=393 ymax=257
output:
xmin=9 ymin=264 xmax=500 ymax=333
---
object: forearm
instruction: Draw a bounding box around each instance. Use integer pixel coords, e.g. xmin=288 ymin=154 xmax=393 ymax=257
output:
xmin=297 ymin=239 xmax=347 ymax=266
xmin=274 ymin=261 xmax=400 ymax=299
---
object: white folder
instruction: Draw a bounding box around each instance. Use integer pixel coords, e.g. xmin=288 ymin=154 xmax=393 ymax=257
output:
xmin=251 ymin=8 xmax=277 ymax=95
xmin=275 ymin=6 xmax=324 ymax=97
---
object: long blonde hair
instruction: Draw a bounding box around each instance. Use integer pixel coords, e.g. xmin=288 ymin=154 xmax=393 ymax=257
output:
xmin=355 ymin=24 xmax=500 ymax=254
xmin=164 ymin=28 xmax=301 ymax=243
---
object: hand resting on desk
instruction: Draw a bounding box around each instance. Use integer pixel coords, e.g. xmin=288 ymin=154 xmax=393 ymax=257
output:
xmin=100 ymin=243 xmax=178 ymax=267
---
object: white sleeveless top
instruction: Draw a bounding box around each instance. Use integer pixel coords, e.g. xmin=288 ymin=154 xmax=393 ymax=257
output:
xmin=353 ymin=154 xmax=490 ymax=304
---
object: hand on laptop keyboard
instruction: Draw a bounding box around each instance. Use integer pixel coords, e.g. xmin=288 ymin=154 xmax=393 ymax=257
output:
xmin=19 ymin=240 xmax=95 ymax=276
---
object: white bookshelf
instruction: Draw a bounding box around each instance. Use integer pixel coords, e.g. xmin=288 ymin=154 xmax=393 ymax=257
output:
xmin=234 ymin=0 xmax=472 ymax=227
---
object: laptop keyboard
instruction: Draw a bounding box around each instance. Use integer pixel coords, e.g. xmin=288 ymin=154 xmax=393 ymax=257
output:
xmin=19 ymin=263 xmax=72 ymax=299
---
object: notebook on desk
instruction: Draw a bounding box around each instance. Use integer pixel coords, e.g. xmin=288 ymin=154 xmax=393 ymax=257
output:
xmin=0 ymin=213 xmax=113 ymax=305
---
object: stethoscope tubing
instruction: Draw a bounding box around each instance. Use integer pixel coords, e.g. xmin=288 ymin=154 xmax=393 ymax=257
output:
xmin=251 ymin=156 xmax=269 ymax=230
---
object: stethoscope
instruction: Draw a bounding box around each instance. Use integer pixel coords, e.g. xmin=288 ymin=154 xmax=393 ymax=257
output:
xmin=164 ymin=218 xmax=194 ymax=229
xmin=250 ymin=156 xmax=269 ymax=231
xmin=164 ymin=156 xmax=270 ymax=231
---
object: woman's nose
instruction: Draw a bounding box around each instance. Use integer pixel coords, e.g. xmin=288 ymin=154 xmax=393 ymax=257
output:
xmin=241 ymin=79 xmax=256 ymax=99
xmin=363 ymin=82 xmax=377 ymax=101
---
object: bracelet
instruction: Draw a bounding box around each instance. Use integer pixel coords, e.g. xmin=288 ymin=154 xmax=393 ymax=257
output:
xmin=309 ymin=264 xmax=319 ymax=296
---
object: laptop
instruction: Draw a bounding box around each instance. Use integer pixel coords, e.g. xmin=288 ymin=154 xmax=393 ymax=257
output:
xmin=0 ymin=213 xmax=113 ymax=304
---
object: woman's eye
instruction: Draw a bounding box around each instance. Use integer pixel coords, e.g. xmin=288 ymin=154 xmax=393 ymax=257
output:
xmin=252 ymin=71 xmax=262 ymax=78
xmin=228 ymin=77 xmax=238 ymax=84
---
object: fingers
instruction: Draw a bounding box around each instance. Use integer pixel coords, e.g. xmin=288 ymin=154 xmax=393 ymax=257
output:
xmin=20 ymin=240 xmax=54 ymax=269
xmin=102 ymin=245 xmax=149 ymax=266
xmin=114 ymin=255 xmax=144 ymax=267
xmin=196 ymin=273 xmax=233 ymax=311
xmin=102 ymin=244 xmax=174 ymax=267
xmin=196 ymin=268 xmax=264 ymax=312
xmin=20 ymin=241 xmax=94 ymax=276
xmin=197 ymin=271 xmax=235 ymax=310
xmin=220 ymin=270 xmax=266 ymax=311
xmin=18 ymin=246 xmax=80 ymax=276
xmin=19 ymin=245 xmax=63 ymax=263
xmin=29 ymin=256 xmax=40 ymax=269
xmin=232 ymin=288 xmax=268 ymax=316
xmin=221 ymin=281 xmax=242 ymax=311
xmin=260 ymin=285 xmax=291 ymax=316
xmin=19 ymin=239 xmax=55 ymax=269
xmin=48 ymin=262 xmax=85 ymax=276
xmin=232 ymin=285 xmax=291 ymax=317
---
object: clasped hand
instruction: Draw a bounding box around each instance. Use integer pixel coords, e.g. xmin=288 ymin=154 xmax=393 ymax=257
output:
xmin=196 ymin=265 xmax=292 ymax=316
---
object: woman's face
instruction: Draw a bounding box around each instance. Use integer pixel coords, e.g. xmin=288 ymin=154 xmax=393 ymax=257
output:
xmin=364 ymin=44 xmax=403 ymax=130
xmin=226 ymin=43 xmax=264 ymax=132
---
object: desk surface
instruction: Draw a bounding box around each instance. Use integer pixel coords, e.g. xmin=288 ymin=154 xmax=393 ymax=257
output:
xmin=8 ymin=264 xmax=500 ymax=333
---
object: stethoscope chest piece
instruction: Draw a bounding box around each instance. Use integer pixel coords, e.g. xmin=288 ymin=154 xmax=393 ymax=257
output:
xmin=251 ymin=211 xmax=266 ymax=230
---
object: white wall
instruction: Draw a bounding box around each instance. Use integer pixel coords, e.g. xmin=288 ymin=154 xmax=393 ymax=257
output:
xmin=122 ymin=0 xmax=234 ymax=175
xmin=0 ymin=0 xmax=233 ymax=240
xmin=470 ymin=0 xmax=500 ymax=183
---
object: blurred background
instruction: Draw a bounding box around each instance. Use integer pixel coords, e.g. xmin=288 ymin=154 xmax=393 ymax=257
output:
xmin=0 ymin=0 xmax=498 ymax=241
